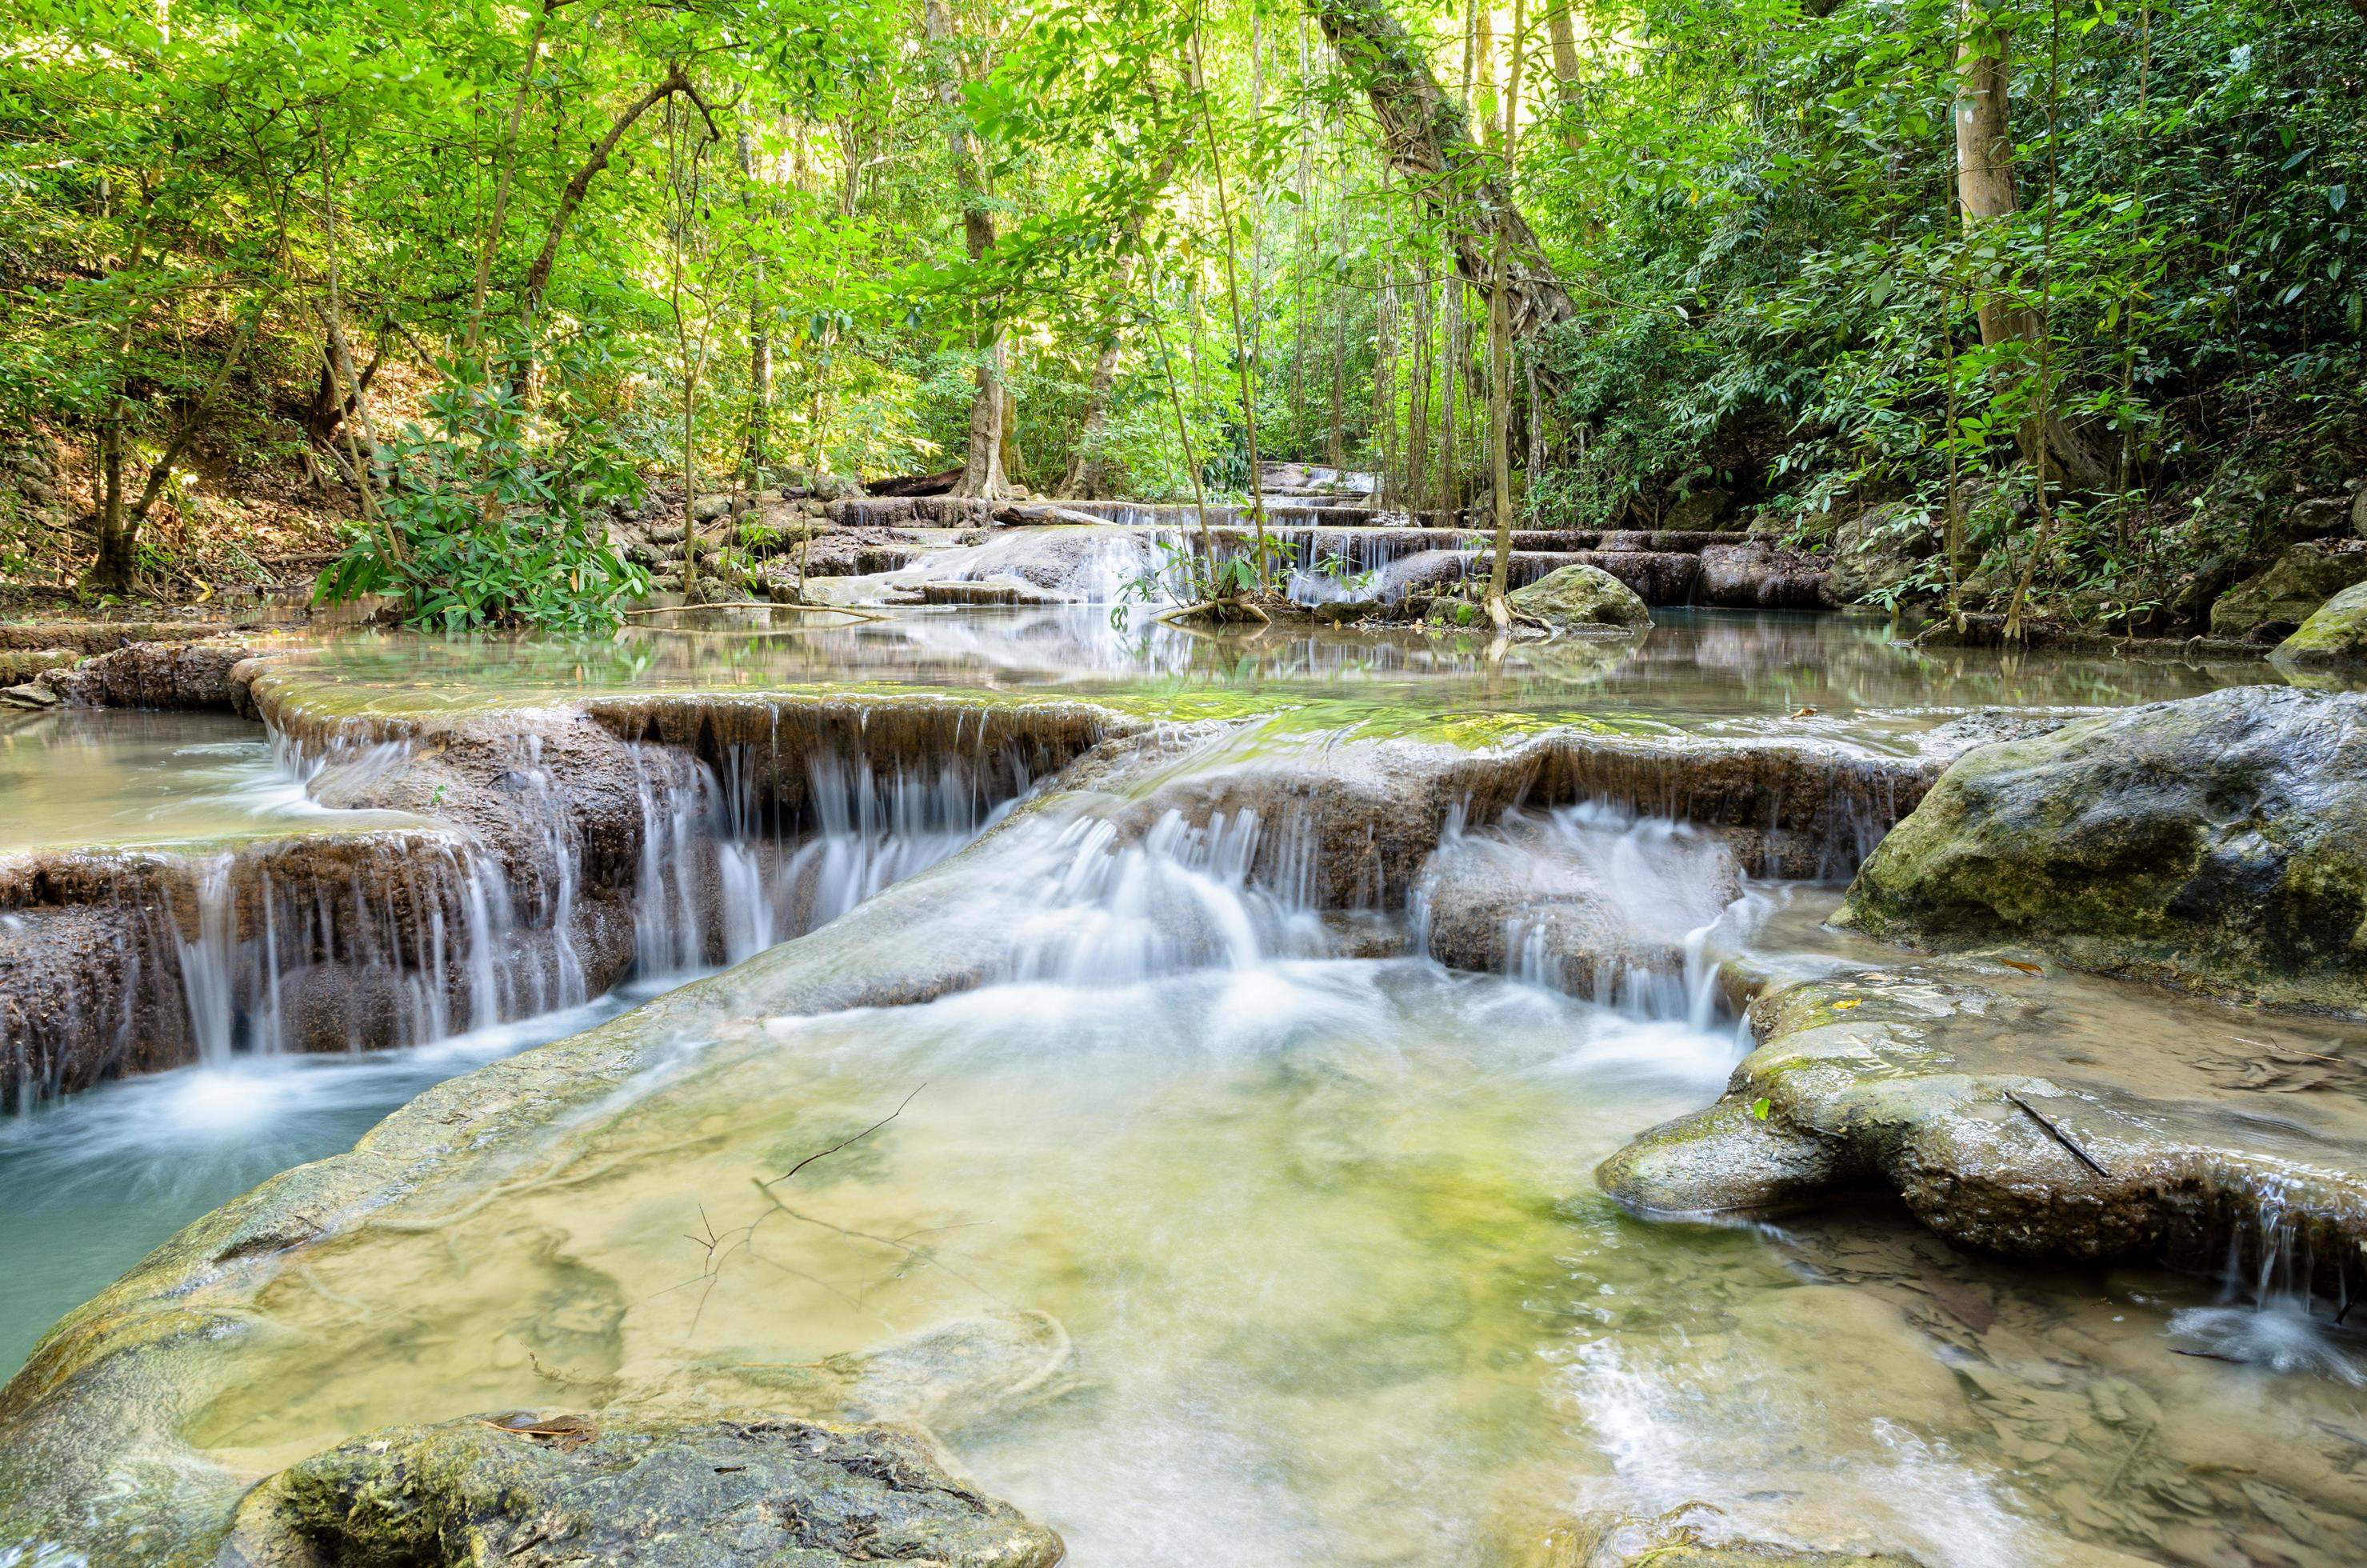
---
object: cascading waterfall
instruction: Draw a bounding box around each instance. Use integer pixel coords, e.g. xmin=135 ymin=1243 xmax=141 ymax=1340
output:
xmin=1413 ymin=798 xmax=1748 ymax=1029
xmin=172 ymin=856 xmax=240 ymax=1066
xmin=2169 ymin=1179 xmax=2367 ymax=1382
xmin=1005 ymin=808 xmax=1329 ymax=986
xmin=629 ymin=744 xmax=1017 ymax=978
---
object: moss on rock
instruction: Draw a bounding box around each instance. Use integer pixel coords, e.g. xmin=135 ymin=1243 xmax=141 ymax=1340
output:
xmin=1507 ymin=563 xmax=1652 ymax=630
xmin=2273 ymin=578 xmax=2367 ymax=669
xmin=221 ymin=1413 xmax=1064 ymax=1567
xmin=2209 ymin=543 xmax=2367 ymax=642
xmin=1833 ymin=686 xmax=2367 ymax=1014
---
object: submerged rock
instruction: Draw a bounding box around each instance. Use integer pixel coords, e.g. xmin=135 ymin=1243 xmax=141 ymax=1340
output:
xmin=2273 ymin=578 xmax=2367 ymax=669
xmin=1508 ymin=563 xmax=1652 ymax=630
xmin=222 ymin=1414 xmax=1062 ymax=1567
xmin=1835 ymin=686 xmax=2367 ymax=1014
xmin=2210 ymin=542 xmax=2367 ymax=642
xmin=1534 ymin=1509 xmax=1922 ymax=1567
xmin=1416 ymin=806 xmax=1745 ymax=996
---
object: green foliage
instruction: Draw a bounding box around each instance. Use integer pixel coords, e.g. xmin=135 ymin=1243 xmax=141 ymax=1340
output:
xmin=316 ymin=359 xmax=646 ymax=634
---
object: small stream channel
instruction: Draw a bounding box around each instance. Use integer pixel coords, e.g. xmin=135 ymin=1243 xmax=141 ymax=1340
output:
xmin=3 ymin=608 xmax=2363 ymax=1566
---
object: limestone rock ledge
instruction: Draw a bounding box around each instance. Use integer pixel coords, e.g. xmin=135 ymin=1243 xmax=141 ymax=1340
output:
xmin=1834 ymin=685 xmax=2367 ymax=1015
xmin=1597 ymin=958 xmax=2367 ymax=1301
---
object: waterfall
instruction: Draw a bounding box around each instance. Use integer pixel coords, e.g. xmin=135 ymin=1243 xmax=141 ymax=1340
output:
xmin=1003 ymin=809 xmax=1329 ymax=986
xmin=173 ymin=856 xmax=240 ymax=1067
xmin=1415 ymin=799 xmax=1746 ymax=1027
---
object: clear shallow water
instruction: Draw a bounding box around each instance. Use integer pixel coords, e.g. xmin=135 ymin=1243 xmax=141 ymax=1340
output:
xmin=0 ymin=707 xmax=423 ymax=852
xmin=5 ymin=610 xmax=2365 ymax=1566
xmin=266 ymin=606 xmax=2297 ymax=754
xmin=0 ymin=979 xmax=692 ymax=1374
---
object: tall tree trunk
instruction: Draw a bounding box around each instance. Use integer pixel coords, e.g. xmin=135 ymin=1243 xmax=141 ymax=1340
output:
xmin=1440 ymin=278 xmax=1461 ymax=514
xmin=1407 ymin=277 xmax=1431 ymax=516
xmin=1953 ymin=7 xmax=2107 ymax=490
xmin=738 ymin=127 xmax=772 ymax=482
xmin=518 ymin=66 xmax=714 ymax=338
xmin=1485 ymin=0 xmax=1529 ymax=622
xmin=466 ymin=0 xmax=560 ymax=359
xmin=923 ymin=0 xmax=1011 ymax=499
xmin=1304 ymin=0 xmax=1573 ymax=345
xmin=1545 ymin=2 xmax=1585 ymax=153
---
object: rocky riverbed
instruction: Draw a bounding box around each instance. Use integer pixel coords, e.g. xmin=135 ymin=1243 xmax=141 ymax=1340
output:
xmin=2 ymin=606 xmax=2363 ymax=1567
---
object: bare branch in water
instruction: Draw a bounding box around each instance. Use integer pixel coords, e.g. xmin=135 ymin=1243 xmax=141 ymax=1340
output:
xmin=765 ymin=1084 xmax=926 ymax=1187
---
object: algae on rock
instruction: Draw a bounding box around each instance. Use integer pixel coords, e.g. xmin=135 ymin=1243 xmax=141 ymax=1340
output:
xmin=1507 ymin=563 xmax=1653 ymax=630
xmin=2273 ymin=578 xmax=2367 ymax=670
xmin=1834 ymin=686 xmax=2367 ymax=1014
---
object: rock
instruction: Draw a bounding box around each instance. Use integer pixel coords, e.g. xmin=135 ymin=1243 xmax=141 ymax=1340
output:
xmin=221 ymin=1414 xmax=1062 ymax=1567
xmin=1696 ymin=540 xmax=1835 ymax=610
xmin=1834 ymin=686 xmax=2367 ymax=1014
xmin=1 ymin=681 xmax=61 ymax=709
xmin=2273 ymin=578 xmax=2367 ymax=669
xmin=1597 ymin=950 xmax=2367 ymax=1302
xmin=1537 ymin=1509 xmax=1923 ymax=1567
xmin=1827 ymin=501 xmax=1940 ymax=605
xmin=1417 ymin=808 xmax=1746 ymax=994
xmin=2353 ymin=486 xmax=2367 ymax=540
xmin=1507 ymin=562 xmax=1652 ymax=630
xmin=1659 ymin=486 xmax=1732 ymax=530
xmin=1375 ymin=549 xmax=1474 ymax=600
xmin=2209 ymin=542 xmax=2367 ymax=642
xmin=0 ymin=649 xmax=74 ymax=686
xmin=691 ymin=492 xmax=738 ymax=524
xmin=38 ymin=636 xmax=275 ymax=713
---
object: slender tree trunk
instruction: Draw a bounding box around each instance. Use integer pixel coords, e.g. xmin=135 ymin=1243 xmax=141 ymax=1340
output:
xmin=923 ymin=0 xmax=1011 ymax=499
xmin=1953 ymin=4 xmax=2106 ymax=490
xmin=1440 ymin=278 xmax=1461 ymax=514
xmin=128 ymin=290 xmax=274 ymax=527
xmin=316 ymin=125 xmax=390 ymax=558
xmin=1191 ymin=21 xmax=1273 ymax=584
xmin=1408 ymin=278 xmax=1431 ymax=517
xmin=1063 ymin=134 xmax=1182 ymax=498
xmin=518 ymin=66 xmax=713 ymax=337
xmin=1304 ymin=0 xmax=1573 ymax=346
xmin=1485 ymin=0 xmax=1529 ymax=623
xmin=88 ymin=210 xmax=151 ymax=595
xmin=738 ymin=127 xmax=772 ymax=482
xmin=1545 ymin=2 xmax=1585 ymax=152
xmin=466 ymin=0 xmax=561 ymax=358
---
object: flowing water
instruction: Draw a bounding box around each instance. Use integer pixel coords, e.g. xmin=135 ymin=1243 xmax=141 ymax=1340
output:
xmin=4 ymin=608 xmax=2365 ymax=1566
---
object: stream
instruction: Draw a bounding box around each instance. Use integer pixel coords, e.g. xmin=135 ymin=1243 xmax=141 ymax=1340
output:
xmin=3 ymin=606 xmax=2363 ymax=1566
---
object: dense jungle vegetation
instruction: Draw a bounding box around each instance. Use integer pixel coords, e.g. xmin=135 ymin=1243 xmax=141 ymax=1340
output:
xmin=1 ymin=0 xmax=2361 ymax=631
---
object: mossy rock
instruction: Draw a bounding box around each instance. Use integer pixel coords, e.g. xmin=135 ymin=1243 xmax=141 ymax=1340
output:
xmin=221 ymin=1413 xmax=1063 ymax=1567
xmin=1507 ymin=562 xmax=1651 ymax=630
xmin=1835 ymin=686 xmax=2367 ymax=1013
xmin=2209 ymin=543 xmax=2367 ymax=641
xmin=2273 ymin=578 xmax=2367 ymax=669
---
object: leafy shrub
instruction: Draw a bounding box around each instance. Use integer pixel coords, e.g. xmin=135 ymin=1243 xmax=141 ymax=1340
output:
xmin=317 ymin=362 xmax=647 ymax=634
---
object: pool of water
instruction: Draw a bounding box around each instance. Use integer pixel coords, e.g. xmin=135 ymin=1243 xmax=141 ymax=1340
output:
xmin=5 ymin=608 xmax=2365 ymax=1566
xmin=264 ymin=606 xmax=2281 ymax=754
xmin=0 ymin=707 xmax=422 ymax=853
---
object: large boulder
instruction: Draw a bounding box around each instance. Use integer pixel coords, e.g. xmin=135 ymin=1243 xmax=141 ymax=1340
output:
xmin=2209 ymin=542 xmax=2367 ymax=642
xmin=1826 ymin=501 xmax=1940 ymax=604
xmin=2273 ymin=578 xmax=2367 ymax=670
xmin=222 ymin=1414 xmax=1063 ymax=1567
xmin=1508 ymin=562 xmax=1651 ymax=630
xmin=1834 ymin=686 xmax=2367 ymax=1014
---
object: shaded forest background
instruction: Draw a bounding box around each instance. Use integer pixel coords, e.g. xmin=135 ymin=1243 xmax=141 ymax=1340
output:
xmin=2 ymin=0 xmax=2361 ymax=632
